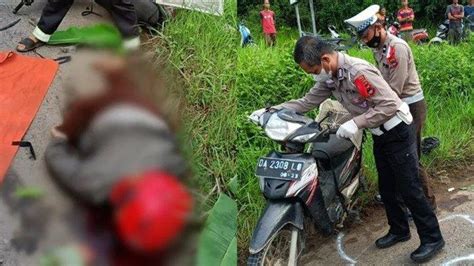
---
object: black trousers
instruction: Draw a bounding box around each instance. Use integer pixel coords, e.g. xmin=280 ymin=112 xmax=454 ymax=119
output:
xmin=37 ymin=0 xmax=138 ymax=38
xmin=409 ymin=99 xmax=436 ymax=209
xmin=373 ymin=122 xmax=443 ymax=244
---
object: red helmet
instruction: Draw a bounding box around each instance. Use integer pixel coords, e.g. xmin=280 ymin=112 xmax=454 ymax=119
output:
xmin=110 ymin=170 xmax=192 ymax=252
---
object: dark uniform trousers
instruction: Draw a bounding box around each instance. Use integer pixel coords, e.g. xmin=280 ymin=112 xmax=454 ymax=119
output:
xmin=37 ymin=0 xmax=138 ymax=38
xmin=373 ymin=122 xmax=443 ymax=244
xmin=409 ymin=99 xmax=436 ymax=209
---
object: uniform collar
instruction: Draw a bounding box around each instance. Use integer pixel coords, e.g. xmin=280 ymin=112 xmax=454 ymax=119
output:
xmin=336 ymin=52 xmax=347 ymax=81
xmin=380 ymin=33 xmax=394 ymax=54
xmin=337 ymin=52 xmax=345 ymax=69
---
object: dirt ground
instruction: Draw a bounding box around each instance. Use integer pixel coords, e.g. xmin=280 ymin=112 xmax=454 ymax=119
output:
xmin=299 ymin=160 xmax=474 ymax=265
xmin=239 ymin=161 xmax=474 ymax=265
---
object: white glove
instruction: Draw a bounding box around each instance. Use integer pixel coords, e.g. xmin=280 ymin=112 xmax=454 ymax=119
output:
xmin=249 ymin=108 xmax=266 ymax=125
xmin=337 ymin=120 xmax=359 ymax=139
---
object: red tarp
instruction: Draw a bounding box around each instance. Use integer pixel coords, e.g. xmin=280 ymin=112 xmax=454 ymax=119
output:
xmin=0 ymin=51 xmax=58 ymax=182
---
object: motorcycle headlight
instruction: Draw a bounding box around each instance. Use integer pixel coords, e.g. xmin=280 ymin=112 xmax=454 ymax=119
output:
xmin=264 ymin=114 xmax=302 ymax=141
xmin=292 ymin=133 xmax=317 ymax=143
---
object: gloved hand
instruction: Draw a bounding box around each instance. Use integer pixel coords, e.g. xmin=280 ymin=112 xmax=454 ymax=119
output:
xmin=336 ymin=120 xmax=359 ymax=139
xmin=396 ymin=102 xmax=413 ymax=124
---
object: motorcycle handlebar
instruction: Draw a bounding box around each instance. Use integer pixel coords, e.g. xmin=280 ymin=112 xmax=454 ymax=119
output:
xmin=321 ymin=127 xmax=338 ymax=138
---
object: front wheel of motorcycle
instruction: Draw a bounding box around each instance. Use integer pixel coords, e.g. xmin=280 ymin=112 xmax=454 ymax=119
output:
xmin=247 ymin=226 xmax=303 ymax=266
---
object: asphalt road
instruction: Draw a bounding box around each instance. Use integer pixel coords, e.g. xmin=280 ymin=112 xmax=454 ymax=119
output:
xmin=0 ymin=1 xmax=111 ymax=264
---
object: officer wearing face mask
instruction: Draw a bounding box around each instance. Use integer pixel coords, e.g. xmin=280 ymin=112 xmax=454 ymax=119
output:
xmin=346 ymin=5 xmax=437 ymax=213
xmin=270 ymin=35 xmax=444 ymax=263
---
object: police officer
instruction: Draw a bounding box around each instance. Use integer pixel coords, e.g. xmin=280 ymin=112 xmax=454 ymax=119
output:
xmin=271 ymin=36 xmax=444 ymax=263
xmin=346 ymin=5 xmax=437 ymax=211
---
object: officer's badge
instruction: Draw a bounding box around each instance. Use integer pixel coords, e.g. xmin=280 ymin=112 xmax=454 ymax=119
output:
xmin=354 ymin=75 xmax=376 ymax=98
xmin=386 ymin=46 xmax=398 ymax=69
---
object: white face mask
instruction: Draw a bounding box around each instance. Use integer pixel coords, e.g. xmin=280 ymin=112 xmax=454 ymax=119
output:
xmin=314 ymin=64 xmax=332 ymax=83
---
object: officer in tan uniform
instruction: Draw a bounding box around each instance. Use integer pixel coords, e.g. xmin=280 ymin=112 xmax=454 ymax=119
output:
xmin=270 ymin=36 xmax=444 ymax=263
xmin=346 ymin=5 xmax=436 ymax=212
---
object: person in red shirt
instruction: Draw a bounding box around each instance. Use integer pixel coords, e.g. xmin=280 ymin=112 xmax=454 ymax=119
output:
xmin=397 ymin=0 xmax=415 ymax=41
xmin=260 ymin=2 xmax=277 ymax=46
xmin=446 ymin=0 xmax=465 ymax=44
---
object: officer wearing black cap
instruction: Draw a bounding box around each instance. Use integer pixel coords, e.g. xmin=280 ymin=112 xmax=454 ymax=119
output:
xmin=345 ymin=5 xmax=445 ymax=263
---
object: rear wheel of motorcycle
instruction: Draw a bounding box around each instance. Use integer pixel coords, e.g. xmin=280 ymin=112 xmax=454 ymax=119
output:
xmin=247 ymin=226 xmax=303 ymax=266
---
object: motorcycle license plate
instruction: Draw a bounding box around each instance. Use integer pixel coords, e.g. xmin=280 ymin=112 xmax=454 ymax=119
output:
xmin=255 ymin=157 xmax=305 ymax=181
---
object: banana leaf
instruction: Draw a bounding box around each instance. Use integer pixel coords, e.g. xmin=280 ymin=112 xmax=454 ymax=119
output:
xmin=48 ymin=24 xmax=122 ymax=49
xmin=197 ymin=193 xmax=237 ymax=266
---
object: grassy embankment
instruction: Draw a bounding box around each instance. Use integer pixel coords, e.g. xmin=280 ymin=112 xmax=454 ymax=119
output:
xmin=150 ymin=1 xmax=239 ymax=212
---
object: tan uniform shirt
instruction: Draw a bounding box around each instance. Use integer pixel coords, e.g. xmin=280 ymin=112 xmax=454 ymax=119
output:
xmin=275 ymin=53 xmax=402 ymax=129
xmin=373 ymin=33 xmax=422 ymax=99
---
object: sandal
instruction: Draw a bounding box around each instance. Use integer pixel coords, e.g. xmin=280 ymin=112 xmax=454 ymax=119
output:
xmin=16 ymin=37 xmax=45 ymax=53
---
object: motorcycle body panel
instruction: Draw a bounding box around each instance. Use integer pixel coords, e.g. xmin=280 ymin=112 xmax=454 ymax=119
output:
xmin=249 ymin=201 xmax=304 ymax=254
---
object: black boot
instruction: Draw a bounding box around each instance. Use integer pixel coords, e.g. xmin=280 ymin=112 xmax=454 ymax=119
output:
xmin=375 ymin=233 xmax=411 ymax=249
xmin=410 ymin=239 xmax=445 ymax=263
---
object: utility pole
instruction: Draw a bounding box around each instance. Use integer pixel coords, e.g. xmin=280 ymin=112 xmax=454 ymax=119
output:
xmin=308 ymin=0 xmax=317 ymax=35
xmin=294 ymin=3 xmax=303 ymax=36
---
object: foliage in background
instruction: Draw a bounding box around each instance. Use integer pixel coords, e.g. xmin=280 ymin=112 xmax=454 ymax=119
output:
xmin=238 ymin=0 xmax=461 ymax=35
xmin=236 ymin=31 xmax=474 ymax=253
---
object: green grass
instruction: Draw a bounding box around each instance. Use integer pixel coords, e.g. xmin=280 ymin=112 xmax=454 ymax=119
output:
xmin=236 ymin=31 xmax=474 ymax=251
xmin=151 ymin=0 xmax=238 ymax=211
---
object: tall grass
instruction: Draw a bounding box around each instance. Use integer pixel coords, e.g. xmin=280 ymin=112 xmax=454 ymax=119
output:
xmin=151 ymin=0 xmax=238 ymax=211
xmin=236 ymin=30 xmax=474 ymax=250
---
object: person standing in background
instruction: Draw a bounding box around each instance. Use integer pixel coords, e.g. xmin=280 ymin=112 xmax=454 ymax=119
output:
xmin=397 ymin=0 xmax=415 ymax=41
xmin=260 ymin=1 xmax=277 ymax=47
xmin=446 ymin=0 xmax=465 ymax=44
xmin=465 ymin=0 xmax=474 ymax=17
xmin=377 ymin=7 xmax=388 ymax=27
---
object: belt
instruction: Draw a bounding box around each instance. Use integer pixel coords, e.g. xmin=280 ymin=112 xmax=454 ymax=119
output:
xmin=402 ymin=91 xmax=424 ymax=105
xmin=370 ymin=115 xmax=403 ymax=136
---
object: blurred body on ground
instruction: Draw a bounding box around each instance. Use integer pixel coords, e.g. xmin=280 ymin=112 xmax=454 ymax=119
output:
xmin=44 ymin=50 xmax=194 ymax=265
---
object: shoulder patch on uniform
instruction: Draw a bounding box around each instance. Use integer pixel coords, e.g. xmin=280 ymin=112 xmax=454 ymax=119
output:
xmin=386 ymin=45 xmax=399 ymax=69
xmin=354 ymin=75 xmax=376 ymax=98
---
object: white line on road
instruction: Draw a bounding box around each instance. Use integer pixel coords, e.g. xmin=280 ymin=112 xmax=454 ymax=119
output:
xmin=336 ymin=232 xmax=357 ymax=265
xmin=335 ymin=213 xmax=474 ymax=264
xmin=441 ymin=253 xmax=474 ymax=266
xmin=439 ymin=214 xmax=474 ymax=226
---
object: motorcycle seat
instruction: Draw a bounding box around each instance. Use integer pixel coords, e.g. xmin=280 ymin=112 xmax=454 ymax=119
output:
xmin=277 ymin=110 xmax=313 ymax=124
xmin=311 ymin=133 xmax=354 ymax=160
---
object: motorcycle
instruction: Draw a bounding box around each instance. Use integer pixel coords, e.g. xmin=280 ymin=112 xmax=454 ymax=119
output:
xmin=430 ymin=15 xmax=474 ymax=44
xmin=247 ymin=107 xmax=366 ymax=266
xmin=300 ymin=25 xmax=357 ymax=52
xmin=388 ymin=21 xmax=429 ymax=44
xmin=239 ymin=22 xmax=255 ymax=48
xmin=429 ymin=20 xmax=450 ymax=44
